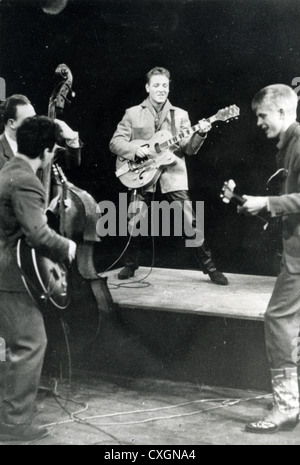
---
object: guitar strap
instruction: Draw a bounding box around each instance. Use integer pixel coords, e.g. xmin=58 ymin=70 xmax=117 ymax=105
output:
xmin=170 ymin=109 xmax=176 ymax=136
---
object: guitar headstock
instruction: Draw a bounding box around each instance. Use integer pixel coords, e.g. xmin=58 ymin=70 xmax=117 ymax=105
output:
xmin=214 ymin=105 xmax=240 ymax=122
xmin=221 ymin=179 xmax=237 ymax=204
xmin=52 ymin=164 xmax=68 ymax=184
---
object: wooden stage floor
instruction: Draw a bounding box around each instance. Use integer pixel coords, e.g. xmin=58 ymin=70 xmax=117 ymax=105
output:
xmin=105 ymin=267 xmax=276 ymax=321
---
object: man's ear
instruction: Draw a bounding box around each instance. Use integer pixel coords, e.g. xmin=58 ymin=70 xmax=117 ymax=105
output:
xmin=279 ymin=108 xmax=286 ymax=119
xmin=145 ymin=83 xmax=150 ymax=94
xmin=8 ymin=119 xmax=17 ymax=130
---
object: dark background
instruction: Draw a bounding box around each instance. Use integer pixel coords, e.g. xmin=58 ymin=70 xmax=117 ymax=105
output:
xmin=1 ymin=0 xmax=300 ymax=277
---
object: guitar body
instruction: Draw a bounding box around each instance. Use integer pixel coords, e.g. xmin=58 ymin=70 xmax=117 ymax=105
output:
xmin=17 ymin=238 xmax=69 ymax=310
xmin=115 ymin=105 xmax=240 ymax=189
xmin=116 ymin=130 xmax=177 ymax=189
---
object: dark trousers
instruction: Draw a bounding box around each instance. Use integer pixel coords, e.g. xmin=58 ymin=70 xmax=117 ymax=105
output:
xmin=265 ymin=262 xmax=300 ymax=369
xmin=0 ymin=292 xmax=47 ymax=426
xmin=122 ymin=189 xmax=217 ymax=274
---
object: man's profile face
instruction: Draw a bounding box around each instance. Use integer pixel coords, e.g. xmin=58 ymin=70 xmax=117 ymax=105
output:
xmin=255 ymin=102 xmax=284 ymax=139
xmin=146 ymin=74 xmax=170 ymax=106
xmin=11 ymin=104 xmax=36 ymax=131
xmin=41 ymin=143 xmax=59 ymax=168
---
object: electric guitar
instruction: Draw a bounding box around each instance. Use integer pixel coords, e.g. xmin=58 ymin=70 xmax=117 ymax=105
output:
xmin=221 ymin=179 xmax=270 ymax=230
xmin=115 ymin=105 xmax=240 ymax=189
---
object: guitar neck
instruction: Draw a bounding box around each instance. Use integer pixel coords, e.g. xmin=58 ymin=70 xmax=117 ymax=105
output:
xmin=158 ymin=115 xmax=218 ymax=151
xmin=42 ymin=162 xmax=53 ymax=208
xmin=227 ymin=191 xmax=246 ymax=206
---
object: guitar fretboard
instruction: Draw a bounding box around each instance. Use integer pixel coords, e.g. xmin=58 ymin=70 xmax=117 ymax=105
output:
xmin=158 ymin=115 xmax=217 ymax=151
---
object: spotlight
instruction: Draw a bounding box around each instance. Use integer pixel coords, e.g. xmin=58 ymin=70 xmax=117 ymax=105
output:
xmin=40 ymin=0 xmax=69 ymax=15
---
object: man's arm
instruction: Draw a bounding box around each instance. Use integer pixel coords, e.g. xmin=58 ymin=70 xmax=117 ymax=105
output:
xmin=12 ymin=178 xmax=71 ymax=262
xmin=54 ymin=119 xmax=83 ymax=169
xmin=109 ymin=110 xmax=141 ymax=161
xmin=268 ymin=191 xmax=300 ymax=217
xmin=239 ymin=170 xmax=300 ymax=217
xmin=178 ymin=111 xmax=209 ymax=156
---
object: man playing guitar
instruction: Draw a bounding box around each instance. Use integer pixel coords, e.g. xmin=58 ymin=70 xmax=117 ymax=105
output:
xmin=0 ymin=116 xmax=76 ymax=442
xmin=110 ymin=66 xmax=228 ymax=286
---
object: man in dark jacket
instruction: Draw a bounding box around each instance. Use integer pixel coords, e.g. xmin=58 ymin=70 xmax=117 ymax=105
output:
xmin=240 ymin=84 xmax=300 ymax=434
xmin=0 ymin=116 xmax=76 ymax=442
xmin=0 ymin=94 xmax=82 ymax=171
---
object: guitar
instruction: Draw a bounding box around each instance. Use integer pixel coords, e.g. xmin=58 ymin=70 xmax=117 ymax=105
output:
xmin=115 ymin=105 xmax=240 ymax=189
xmin=17 ymin=237 xmax=69 ymax=310
xmin=17 ymin=65 xmax=74 ymax=310
xmin=221 ymin=179 xmax=269 ymax=230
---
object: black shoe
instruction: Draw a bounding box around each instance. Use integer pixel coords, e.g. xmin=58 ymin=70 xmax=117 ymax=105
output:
xmin=208 ymin=270 xmax=228 ymax=286
xmin=118 ymin=266 xmax=136 ymax=280
xmin=0 ymin=423 xmax=48 ymax=442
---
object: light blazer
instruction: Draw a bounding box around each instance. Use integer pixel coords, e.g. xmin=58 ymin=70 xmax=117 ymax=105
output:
xmin=268 ymin=122 xmax=300 ymax=273
xmin=109 ymin=98 xmax=206 ymax=194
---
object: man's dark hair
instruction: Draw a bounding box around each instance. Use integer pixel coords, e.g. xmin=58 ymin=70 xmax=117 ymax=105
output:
xmin=146 ymin=67 xmax=171 ymax=84
xmin=0 ymin=94 xmax=31 ymax=125
xmin=17 ymin=116 xmax=61 ymax=159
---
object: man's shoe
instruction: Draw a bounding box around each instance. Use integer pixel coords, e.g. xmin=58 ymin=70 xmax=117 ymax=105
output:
xmin=208 ymin=270 xmax=228 ymax=286
xmin=245 ymin=414 xmax=299 ymax=434
xmin=0 ymin=424 xmax=48 ymax=442
xmin=118 ymin=266 xmax=136 ymax=280
xmin=245 ymin=368 xmax=300 ymax=434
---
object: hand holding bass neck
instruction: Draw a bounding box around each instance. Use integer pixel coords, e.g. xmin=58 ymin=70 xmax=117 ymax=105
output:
xmin=44 ymin=64 xmax=74 ymax=207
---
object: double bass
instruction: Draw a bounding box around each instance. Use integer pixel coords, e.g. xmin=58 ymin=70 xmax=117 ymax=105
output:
xmin=18 ymin=64 xmax=114 ymax=319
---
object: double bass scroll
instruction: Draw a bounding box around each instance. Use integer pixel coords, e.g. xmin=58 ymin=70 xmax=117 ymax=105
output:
xmin=46 ymin=64 xmax=115 ymax=319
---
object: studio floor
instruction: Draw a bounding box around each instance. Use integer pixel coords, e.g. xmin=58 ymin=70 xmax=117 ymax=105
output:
xmin=3 ymin=373 xmax=299 ymax=446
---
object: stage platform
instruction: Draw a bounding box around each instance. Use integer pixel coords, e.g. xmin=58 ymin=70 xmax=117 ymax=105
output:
xmin=105 ymin=267 xmax=276 ymax=321
xmin=76 ymin=267 xmax=276 ymax=392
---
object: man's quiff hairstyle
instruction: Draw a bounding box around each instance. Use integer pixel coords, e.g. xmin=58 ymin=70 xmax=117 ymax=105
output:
xmin=252 ymin=84 xmax=298 ymax=114
xmin=17 ymin=116 xmax=61 ymax=159
xmin=146 ymin=67 xmax=171 ymax=84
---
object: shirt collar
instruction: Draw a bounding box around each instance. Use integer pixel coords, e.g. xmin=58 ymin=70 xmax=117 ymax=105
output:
xmin=141 ymin=98 xmax=175 ymax=113
xmin=277 ymin=122 xmax=299 ymax=150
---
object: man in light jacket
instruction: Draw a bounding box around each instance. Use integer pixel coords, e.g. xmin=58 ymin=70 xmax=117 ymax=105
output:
xmin=110 ymin=66 xmax=228 ymax=286
xmin=240 ymin=84 xmax=300 ymax=434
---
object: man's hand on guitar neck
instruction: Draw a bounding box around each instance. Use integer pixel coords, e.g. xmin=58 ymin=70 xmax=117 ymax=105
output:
xmin=197 ymin=119 xmax=212 ymax=137
xmin=238 ymin=195 xmax=269 ymax=216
